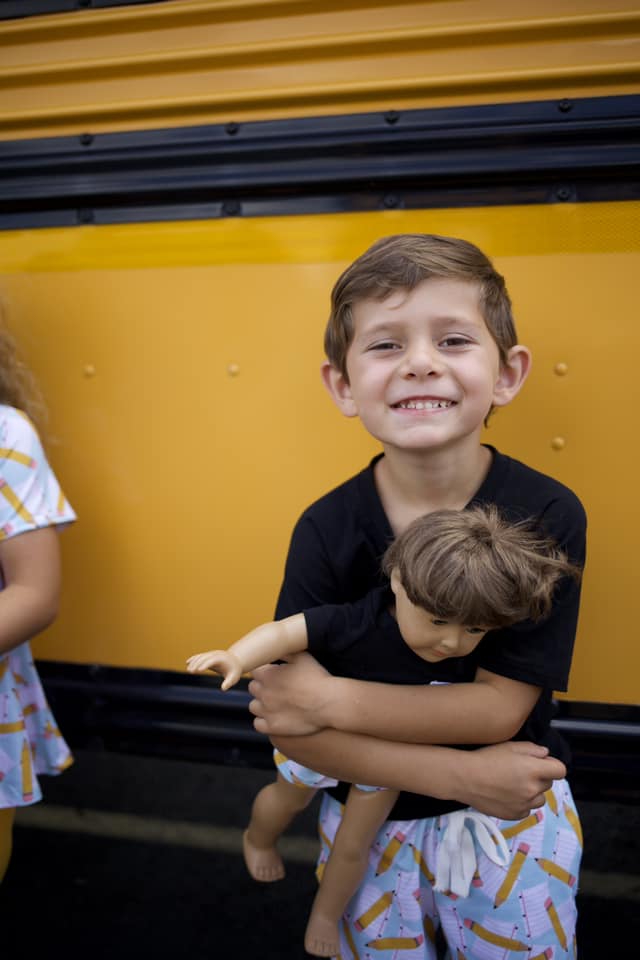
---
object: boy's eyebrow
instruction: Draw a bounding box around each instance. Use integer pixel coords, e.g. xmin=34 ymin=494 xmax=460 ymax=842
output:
xmin=353 ymin=320 xmax=398 ymax=339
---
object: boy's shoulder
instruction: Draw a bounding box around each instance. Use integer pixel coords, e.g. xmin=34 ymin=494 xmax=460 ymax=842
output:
xmin=487 ymin=447 xmax=587 ymax=529
xmin=298 ymin=455 xmax=382 ymax=525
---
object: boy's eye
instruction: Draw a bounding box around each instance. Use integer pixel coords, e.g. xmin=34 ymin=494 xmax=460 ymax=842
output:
xmin=439 ymin=336 xmax=472 ymax=348
xmin=465 ymin=626 xmax=485 ymax=635
xmin=431 ymin=618 xmax=448 ymax=626
xmin=368 ymin=341 xmax=400 ymax=351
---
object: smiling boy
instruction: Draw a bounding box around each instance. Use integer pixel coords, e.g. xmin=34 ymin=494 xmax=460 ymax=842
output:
xmin=248 ymin=234 xmax=586 ymax=959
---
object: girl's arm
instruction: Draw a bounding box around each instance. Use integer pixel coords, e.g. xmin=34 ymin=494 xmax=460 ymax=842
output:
xmin=0 ymin=526 xmax=61 ymax=656
xmin=247 ymin=653 xmax=539 ymax=745
xmin=269 ymin=728 xmax=566 ymax=822
xmin=187 ymin=613 xmax=308 ymax=690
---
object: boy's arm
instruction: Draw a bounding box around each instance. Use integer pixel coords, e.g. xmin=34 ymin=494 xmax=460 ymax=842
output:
xmin=308 ymin=668 xmax=540 ymax=744
xmin=187 ymin=613 xmax=308 ymax=690
xmin=248 ymin=655 xmax=539 ymax=743
xmin=270 ymin=728 xmax=566 ymax=821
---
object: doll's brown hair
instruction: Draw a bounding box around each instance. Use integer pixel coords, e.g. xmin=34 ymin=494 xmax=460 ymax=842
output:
xmin=382 ymin=504 xmax=581 ymax=628
xmin=325 ymin=234 xmax=516 ymax=380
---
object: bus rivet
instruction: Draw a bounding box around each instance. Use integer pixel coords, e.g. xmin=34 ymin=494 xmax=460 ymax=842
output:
xmin=83 ymin=364 xmax=96 ymax=378
xmin=227 ymin=364 xmax=240 ymax=376
xmin=551 ymin=437 xmax=566 ymax=451
xmin=554 ymin=362 xmax=568 ymax=376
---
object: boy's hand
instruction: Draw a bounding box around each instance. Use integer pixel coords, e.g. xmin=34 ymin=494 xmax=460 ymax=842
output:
xmin=248 ymin=652 xmax=333 ymax=736
xmin=186 ymin=650 xmax=243 ymax=690
xmin=457 ymin=741 xmax=567 ymax=821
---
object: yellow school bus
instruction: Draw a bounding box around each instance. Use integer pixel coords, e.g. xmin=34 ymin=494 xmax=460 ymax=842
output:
xmin=0 ymin=0 xmax=638 ymax=795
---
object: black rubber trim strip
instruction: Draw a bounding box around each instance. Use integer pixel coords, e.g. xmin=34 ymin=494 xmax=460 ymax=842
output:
xmin=37 ymin=660 xmax=640 ymax=802
xmin=0 ymin=0 xmax=165 ymax=20
xmin=1 ymin=93 xmax=639 ymax=229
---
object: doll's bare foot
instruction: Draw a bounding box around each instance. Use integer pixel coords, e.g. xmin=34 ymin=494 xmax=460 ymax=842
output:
xmin=242 ymin=829 xmax=285 ymax=882
xmin=304 ymin=913 xmax=340 ymax=957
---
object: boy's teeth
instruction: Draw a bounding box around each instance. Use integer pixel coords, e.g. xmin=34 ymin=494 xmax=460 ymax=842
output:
xmin=397 ymin=400 xmax=452 ymax=409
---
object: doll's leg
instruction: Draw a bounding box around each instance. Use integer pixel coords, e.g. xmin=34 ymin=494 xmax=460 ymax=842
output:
xmin=244 ymin=772 xmax=316 ymax=882
xmin=304 ymin=786 xmax=399 ymax=958
xmin=0 ymin=807 xmax=15 ymax=882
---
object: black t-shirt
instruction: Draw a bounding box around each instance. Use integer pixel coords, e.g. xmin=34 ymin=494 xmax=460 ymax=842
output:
xmin=305 ymin=588 xmax=478 ymax=817
xmin=276 ymin=446 xmax=587 ymax=819
xmin=305 ymin=587 xmax=476 ymax=686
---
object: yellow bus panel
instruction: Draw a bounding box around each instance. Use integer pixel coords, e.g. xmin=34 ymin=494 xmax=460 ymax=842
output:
xmin=0 ymin=200 xmax=637 ymax=704
xmin=1 ymin=0 xmax=638 ymax=139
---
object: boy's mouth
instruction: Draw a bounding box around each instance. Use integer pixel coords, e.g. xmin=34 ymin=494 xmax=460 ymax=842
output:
xmin=392 ymin=398 xmax=455 ymax=410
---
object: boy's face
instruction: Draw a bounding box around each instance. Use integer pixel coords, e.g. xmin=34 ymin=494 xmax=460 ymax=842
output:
xmin=390 ymin=569 xmax=487 ymax=662
xmin=324 ymin=278 xmax=529 ymax=456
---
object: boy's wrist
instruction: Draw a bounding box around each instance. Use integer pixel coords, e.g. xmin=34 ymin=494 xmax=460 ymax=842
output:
xmin=311 ymin=673 xmax=344 ymax=730
xmin=324 ymin=675 xmax=369 ymax=732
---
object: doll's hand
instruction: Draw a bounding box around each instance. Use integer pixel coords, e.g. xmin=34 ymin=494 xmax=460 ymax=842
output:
xmin=248 ymin=652 xmax=333 ymax=736
xmin=186 ymin=650 xmax=243 ymax=691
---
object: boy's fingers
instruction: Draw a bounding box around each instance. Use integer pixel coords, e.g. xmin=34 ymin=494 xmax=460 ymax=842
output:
xmin=250 ymin=663 xmax=278 ymax=683
xmin=510 ymin=741 xmax=549 ymax=758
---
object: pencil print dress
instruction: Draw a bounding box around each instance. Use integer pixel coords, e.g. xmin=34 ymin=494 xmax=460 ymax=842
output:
xmin=0 ymin=405 xmax=76 ymax=809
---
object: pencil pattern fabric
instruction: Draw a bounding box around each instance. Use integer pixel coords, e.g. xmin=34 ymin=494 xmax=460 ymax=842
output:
xmin=317 ymin=778 xmax=581 ymax=959
xmin=274 ymin=749 xmax=383 ymax=793
xmin=0 ymin=406 xmax=76 ymax=809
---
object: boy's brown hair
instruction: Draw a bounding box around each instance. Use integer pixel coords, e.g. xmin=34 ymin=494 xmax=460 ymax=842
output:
xmin=382 ymin=504 xmax=581 ymax=629
xmin=325 ymin=234 xmax=517 ymax=379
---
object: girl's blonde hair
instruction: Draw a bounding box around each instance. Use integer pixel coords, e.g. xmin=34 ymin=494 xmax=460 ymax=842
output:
xmin=0 ymin=311 xmax=47 ymax=433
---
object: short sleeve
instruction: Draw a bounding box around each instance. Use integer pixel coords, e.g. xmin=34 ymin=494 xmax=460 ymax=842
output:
xmin=275 ymin=513 xmax=342 ymax=618
xmin=0 ymin=406 xmax=76 ymax=542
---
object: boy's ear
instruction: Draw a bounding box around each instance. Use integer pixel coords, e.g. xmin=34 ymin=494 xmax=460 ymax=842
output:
xmin=492 ymin=344 xmax=532 ymax=408
xmin=321 ymin=360 xmax=359 ymax=418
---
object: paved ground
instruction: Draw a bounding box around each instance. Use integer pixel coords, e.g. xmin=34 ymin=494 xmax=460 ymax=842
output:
xmin=1 ymin=750 xmax=639 ymax=957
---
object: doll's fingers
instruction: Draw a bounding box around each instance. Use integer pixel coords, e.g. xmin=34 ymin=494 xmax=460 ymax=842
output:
xmin=191 ymin=651 xmax=228 ymax=672
xmin=220 ymin=667 xmax=241 ymax=690
xmin=186 ymin=655 xmax=208 ymax=672
xmin=187 ymin=654 xmax=213 ymax=672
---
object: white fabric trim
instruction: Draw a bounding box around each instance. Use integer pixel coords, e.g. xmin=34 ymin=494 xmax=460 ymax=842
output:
xmin=434 ymin=809 xmax=510 ymax=897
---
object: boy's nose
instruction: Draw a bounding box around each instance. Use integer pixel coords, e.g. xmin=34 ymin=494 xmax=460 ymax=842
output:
xmin=401 ymin=342 xmax=443 ymax=378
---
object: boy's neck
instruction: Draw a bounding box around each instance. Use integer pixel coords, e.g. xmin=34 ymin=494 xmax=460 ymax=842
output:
xmin=374 ymin=442 xmax=492 ymax=535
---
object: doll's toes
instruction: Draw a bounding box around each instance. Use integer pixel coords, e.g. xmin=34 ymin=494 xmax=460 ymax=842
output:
xmin=242 ymin=830 xmax=285 ymax=882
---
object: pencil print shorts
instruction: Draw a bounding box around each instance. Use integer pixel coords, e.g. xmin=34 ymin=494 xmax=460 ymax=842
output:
xmin=315 ymin=778 xmax=581 ymax=960
xmin=274 ymin=749 xmax=383 ymax=793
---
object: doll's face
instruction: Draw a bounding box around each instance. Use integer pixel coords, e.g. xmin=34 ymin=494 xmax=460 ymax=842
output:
xmin=389 ymin=568 xmax=488 ymax=663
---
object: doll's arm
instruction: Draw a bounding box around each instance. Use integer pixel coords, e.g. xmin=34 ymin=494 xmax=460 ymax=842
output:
xmin=0 ymin=526 xmax=61 ymax=656
xmin=187 ymin=613 xmax=308 ymax=691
